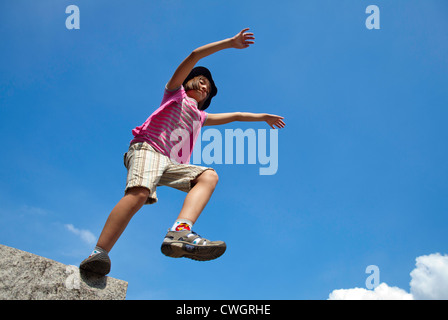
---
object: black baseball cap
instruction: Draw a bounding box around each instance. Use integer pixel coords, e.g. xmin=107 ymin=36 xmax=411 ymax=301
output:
xmin=183 ymin=66 xmax=218 ymax=111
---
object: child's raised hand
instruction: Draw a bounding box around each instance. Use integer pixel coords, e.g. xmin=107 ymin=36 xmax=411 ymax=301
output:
xmin=265 ymin=114 xmax=286 ymax=129
xmin=231 ymin=28 xmax=255 ymax=49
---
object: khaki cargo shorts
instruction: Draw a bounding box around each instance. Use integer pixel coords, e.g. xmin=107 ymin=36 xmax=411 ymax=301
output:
xmin=123 ymin=142 xmax=214 ymax=205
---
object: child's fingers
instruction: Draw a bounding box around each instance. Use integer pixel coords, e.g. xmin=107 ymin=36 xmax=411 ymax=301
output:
xmin=276 ymin=120 xmax=285 ymax=128
xmin=244 ymin=34 xmax=255 ymax=45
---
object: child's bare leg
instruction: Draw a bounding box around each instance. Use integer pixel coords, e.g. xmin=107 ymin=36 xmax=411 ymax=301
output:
xmin=176 ymin=169 xmax=219 ymax=224
xmin=162 ymin=169 xmax=225 ymax=261
xmin=96 ymin=187 xmax=149 ymax=252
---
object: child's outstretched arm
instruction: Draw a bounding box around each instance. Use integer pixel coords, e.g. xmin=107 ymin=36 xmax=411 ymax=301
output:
xmin=166 ymin=28 xmax=255 ymax=91
xmin=204 ymin=112 xmax=286 ymax=129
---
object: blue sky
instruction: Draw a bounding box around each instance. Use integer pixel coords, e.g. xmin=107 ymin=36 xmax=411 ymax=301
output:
xmin=1 ymin=0 xmax=447 ymax=299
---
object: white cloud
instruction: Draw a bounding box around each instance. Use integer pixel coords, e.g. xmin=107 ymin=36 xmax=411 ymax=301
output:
xmin=328 ymin=253 xmax=448 ymax=300
xmin=329 ymin=283 xmax=413 ymax=300
xmin=65 ymin=224 xmax=96 ymax=246
xmin=410 ymin=253 xmax=448 ymax=300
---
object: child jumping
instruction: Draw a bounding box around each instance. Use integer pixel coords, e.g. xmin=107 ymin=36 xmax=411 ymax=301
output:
xmin=80 ymin=28 xmax=285 ymax=276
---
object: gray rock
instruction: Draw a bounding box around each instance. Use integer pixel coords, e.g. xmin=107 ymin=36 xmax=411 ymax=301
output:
xmin=0 ymin=244 xmax=127 ymax=300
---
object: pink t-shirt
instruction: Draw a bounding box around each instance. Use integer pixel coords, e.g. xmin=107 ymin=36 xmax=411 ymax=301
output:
xmin=130 ymin=86 xmax=208 ymax=164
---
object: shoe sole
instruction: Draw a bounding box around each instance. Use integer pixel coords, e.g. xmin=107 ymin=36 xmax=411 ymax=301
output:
xmin=79 ymin=254 xmax=111 ymax=276
xmin=161 ymin=241 xmax=226 ymax=261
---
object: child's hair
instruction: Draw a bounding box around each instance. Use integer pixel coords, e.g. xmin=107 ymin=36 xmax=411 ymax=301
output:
xmin=182 ymin=66 xmax=217 ymax=111
xmin=184 ymin=75 xmax=211 ymax=95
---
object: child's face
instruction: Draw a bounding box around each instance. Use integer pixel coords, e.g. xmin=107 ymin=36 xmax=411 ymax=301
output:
xmin=185 ymin=76 xmax=210 ymax=107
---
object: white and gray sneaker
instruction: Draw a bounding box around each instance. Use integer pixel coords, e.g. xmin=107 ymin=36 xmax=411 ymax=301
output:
xmin=79 ymin=247 xmax=111 ymax=276
xmin=161 ymin=230 xmax=226 ymax=261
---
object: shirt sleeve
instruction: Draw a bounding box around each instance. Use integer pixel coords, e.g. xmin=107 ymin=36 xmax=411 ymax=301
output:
xmin=162 ymin=84 xmax=187 ymax=104
xmin=200 ymin=110 xmax=208 ymax=127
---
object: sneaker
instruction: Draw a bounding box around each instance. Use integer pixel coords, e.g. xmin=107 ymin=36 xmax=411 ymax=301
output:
xmin=79 ymin=250 xmax=111 ymax=276
xmin=161 ymin=230 xmax=226 ymax=261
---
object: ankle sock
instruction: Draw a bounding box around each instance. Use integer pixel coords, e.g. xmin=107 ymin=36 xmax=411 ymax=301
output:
xmin=89 ymin=245 xmax=108 ymax=257
xmin=171 ymin=219 xmax=193 ymax=232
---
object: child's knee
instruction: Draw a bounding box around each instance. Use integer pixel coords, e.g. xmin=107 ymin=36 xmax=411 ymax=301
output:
xmin=126 ymin=187 xmax=150 ymax=203
xmin=200 ymin=169 xmax=219 ymax=187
